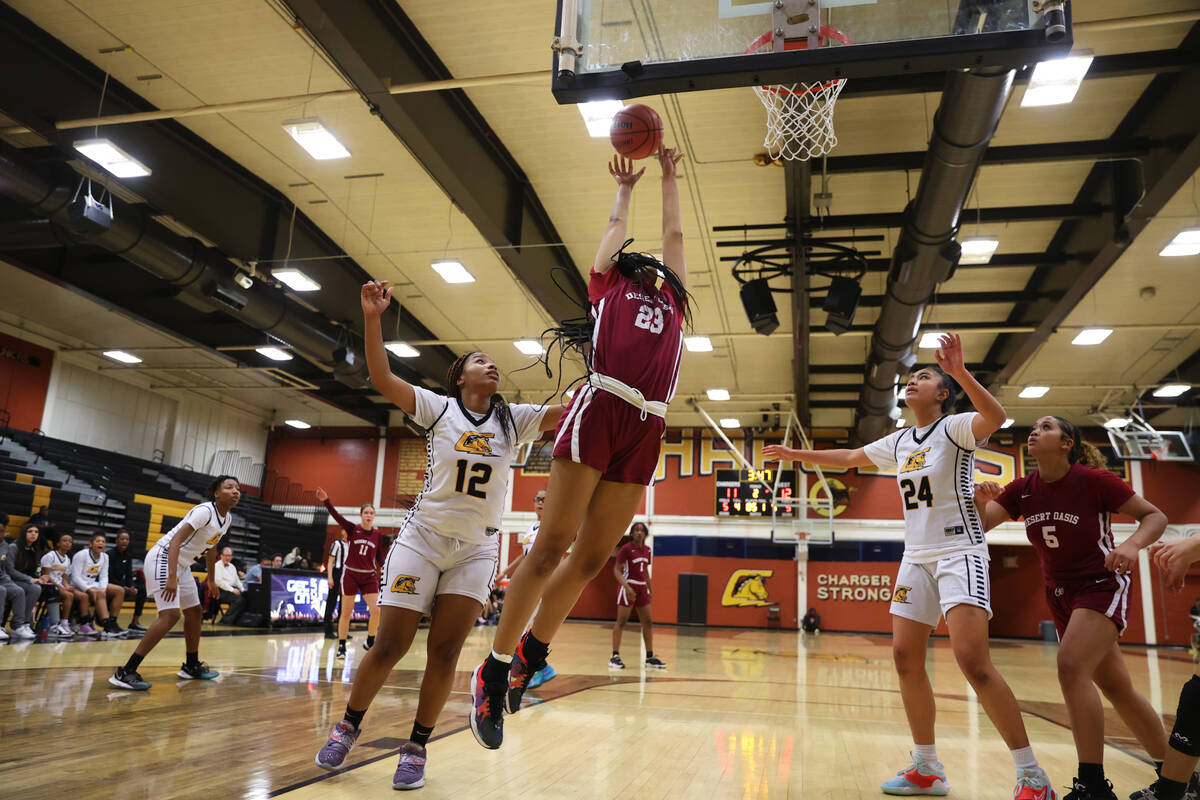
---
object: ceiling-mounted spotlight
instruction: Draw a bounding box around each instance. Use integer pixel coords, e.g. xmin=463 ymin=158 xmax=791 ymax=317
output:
xmin=234 ymin=271 xmax=254 ymax=290
xmin=822 ymin=276 xmax=861 ymax=335
xmin=739 ymin=278 xmax=778 ymax=336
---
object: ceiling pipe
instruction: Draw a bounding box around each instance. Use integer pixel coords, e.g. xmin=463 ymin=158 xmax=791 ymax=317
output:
xmin=853 ymin=66 xmax=1016 ymax=446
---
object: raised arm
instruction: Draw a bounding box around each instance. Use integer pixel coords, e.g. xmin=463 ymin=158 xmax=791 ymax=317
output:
xmin=935 ymin=333 xmax=1006 ymax=441
xmin=594 ymin=156 xmax=645 ymax=274
xmin=361 ymin=280 xmax=417 ymax=415
xmin=316 ymin=486 xmax=355 ymax=535
xmin=659 ymin=146 xmax=687 ymax=287
xmin=762 ymin=444 xmax=874 ymax=470
xmin=539 ymin=405 xmax=567 ymax=432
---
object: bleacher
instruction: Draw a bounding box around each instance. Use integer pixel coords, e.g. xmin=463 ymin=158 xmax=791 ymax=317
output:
xmin=0 ymin=427 xmax=325 ymax=561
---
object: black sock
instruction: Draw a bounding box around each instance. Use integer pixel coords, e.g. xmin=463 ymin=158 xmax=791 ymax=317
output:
xmin=186 ymin=651 xmax=200 ymax=667
xmin=522 ymin=632 xmax=550 ymax=662
xmin=338 ymin=639 xmax=346 ymax=648
xmin=366 ymin=635 xmax=375 ymax=647
xmin=612 ymin=651 xmax=619 ymax=657
xmin=123 ymin=652 xmax=144 ymax=673
xmin=344 ymin=705 xmax=367 ymax=730
xmin=646 ymin=651 xmax=654 ymax=659
xmin=1078 ymin=763 xmax=1104 ymax=790
xmin=1156 ymin=778 xmax=1188 ymax=800
xmin=410 ymin=722 xmax=434 ymax=747
xmin=1156 ymin=761 xmax=1164 ymax=777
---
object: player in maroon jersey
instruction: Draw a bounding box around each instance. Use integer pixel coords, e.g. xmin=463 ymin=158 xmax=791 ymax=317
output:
xmin=316 ymin=487 xmax=385 ymax=659
xmin=610 ymin=522 xmax=664 ymax=670
xmin=975 ymin=416 xmax=1168 ymax=800
xmin=470 ymin=145 xmax=692 ymax=749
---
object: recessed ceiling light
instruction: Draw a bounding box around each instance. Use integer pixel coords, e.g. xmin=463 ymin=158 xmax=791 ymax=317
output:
xmin=1021 ymin=54 xmax=1094 ymax=107
xmin=1071 ymin=328 xmax=1112 ymax=346
xmin=959 ymin=238 xmax=999 ymax=265
xmin=273 ymin=268 xmax=321 ymax=292
xmin=577 ymin=100 xmax=625 ymax=138
xmin=1103 ymin=418 xmax=1131 ymax=429
xmin=284 ymin=419 xmax=311 ymax=429
xmin=1018 ymin=385 xmax=1050 ymax=398
xmin=1159 ymin=229 xmax=1200 ymax=257
xmin=918 ymin=332 xmax=944 ymax=349
xmin=73 ymin=138 xmax=151 ymax=178
xmin=103 ymin=350 xmax=142 ymax=364
xmin=431 ymin=260 xmax=475 ymax=284
xmin=719 ymin=418 xmax=741 ymax=429
xmin=281 ymin=118 xmax=350 ymax=160
xmin=1000 ymin=418 xmax=1015 ymax=429
xmin=256 ymin=346 xmax=293 ymax=361
xmin=706 ymin=388 xmax=731 ymax=401
xmin=684 ymin=336 xmax=713 ymax=352
xmin=1153 ymin=384 xmax=1190 ymax=398
xmin=385 ymin=343 xmax=420 ymax=357
xmin=513 ymin=340 xmax=545 ymax=355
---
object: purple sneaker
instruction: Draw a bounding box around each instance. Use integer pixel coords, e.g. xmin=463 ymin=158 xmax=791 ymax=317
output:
xmin=392 ymin=741 xmax=427 ymax=790
xmin=315 ymin=720 xmax=360 ymax=771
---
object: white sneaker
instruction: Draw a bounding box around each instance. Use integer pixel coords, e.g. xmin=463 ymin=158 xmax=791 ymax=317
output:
xmin=0 ymin=628 xmax=9 ymax=641
xmin=56 ymin=622 xmax=74 ymax=637
xmin=11 ymin=624 xmax=36 ymax=640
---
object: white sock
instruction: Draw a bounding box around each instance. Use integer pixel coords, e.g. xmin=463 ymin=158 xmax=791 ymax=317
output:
xmin=914 ymin=744 xmax=938 ymax=763
xmin=1011 ymin=746 xmax=1037 ymax=770
xmin=490 ymin=649 xmax=513 ymax=664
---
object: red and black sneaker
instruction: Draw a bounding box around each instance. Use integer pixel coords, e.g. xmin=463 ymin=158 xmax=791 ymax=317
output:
xmin=505 ymin=632 xmax=548 ymax=715
xmin=469 ymin=662 xmax=507 ymax=749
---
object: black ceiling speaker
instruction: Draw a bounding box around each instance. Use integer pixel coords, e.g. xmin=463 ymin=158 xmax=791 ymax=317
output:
xmin=740 ymin=278 xmax=779 ymax=336
xmin=822 ymin=276 xmax=861 ymax=335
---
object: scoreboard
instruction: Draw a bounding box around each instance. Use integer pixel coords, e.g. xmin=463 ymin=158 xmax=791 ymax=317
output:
xmin=715 ymin=468 xmax=798 ymax=517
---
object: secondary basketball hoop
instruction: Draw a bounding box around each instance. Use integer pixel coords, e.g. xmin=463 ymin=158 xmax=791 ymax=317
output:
xmin=745 ymin=26 xmax=853 ymax=161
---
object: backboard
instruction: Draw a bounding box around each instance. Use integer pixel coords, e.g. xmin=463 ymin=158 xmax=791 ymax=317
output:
xmin=1107 ymin=428 xmax=1195 ymax=462
xmin=552 ymin=0 xmax=1072 ymax=104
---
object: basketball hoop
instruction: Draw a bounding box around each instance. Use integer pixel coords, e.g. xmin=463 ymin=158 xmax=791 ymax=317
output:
xmin=745 ymin=27 xmax=853 ymax=161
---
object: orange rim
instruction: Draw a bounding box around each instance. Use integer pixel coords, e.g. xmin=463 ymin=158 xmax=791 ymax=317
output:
xmin=745 ymin=27 xmax=854 ymax=95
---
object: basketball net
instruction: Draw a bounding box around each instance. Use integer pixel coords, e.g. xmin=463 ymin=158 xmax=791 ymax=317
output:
xmin=746 ymin=27 xmax=853 ymax=161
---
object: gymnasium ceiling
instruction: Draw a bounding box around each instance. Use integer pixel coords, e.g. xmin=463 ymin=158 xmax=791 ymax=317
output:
xmin=0 ymin=0 xmax=1197 ymax=439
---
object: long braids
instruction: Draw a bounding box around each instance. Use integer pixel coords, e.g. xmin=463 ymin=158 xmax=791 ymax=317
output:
xmin=447 ymin=352 xmax=515 ymax=442
xmin=1051 ymin=416 xmax=1109 ymax=470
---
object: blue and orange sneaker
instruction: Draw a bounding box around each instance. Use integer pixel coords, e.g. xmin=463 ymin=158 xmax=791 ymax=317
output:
xmin=469 ymin=662 xmax=506 ymax=749
xmin=505 ymin=633 xmax=548 ymax=714
xmin=881 ymin=753 xmax=950 ymax=796
xmin=1014 ymin=767 xmax=1058 ymax=800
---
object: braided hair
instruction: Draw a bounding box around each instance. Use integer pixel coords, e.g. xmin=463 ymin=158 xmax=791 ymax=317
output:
xmin=447 ymin=352 xmax=516 ymax=443
xmin=1051 ymin=416 xmax=1109 ymax=469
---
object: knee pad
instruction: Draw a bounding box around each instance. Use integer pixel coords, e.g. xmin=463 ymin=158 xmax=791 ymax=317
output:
xmin=1170 ymin=675 xmax=1200 ymax=756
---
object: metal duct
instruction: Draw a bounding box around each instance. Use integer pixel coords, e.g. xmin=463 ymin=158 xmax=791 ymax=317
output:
xmin=0 ymin=142 xmax=370 ymax=388
xmin=852 ymin=67 xmax=1015 ymax=445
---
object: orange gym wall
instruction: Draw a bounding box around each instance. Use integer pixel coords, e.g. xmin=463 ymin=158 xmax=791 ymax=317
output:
xmin=0 ymin=332 xmax=53 ymax=431
xmin=265 ymin=427 xmax=379 ymax=507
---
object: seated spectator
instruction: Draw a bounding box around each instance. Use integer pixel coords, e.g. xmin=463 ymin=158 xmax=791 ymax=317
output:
xmin=213 ymin=547 xmax=247 ymax=625
xmin=108 ymin=529 xmax=147 ymax=633
xmin=298 ymin=557 xmax=311 ymax=570
xmin=283 ymin=547 xmax=301 ymax=566
xmin=70 ymin=533 xmax=124 ymax=637
xmin=801 ymin=607 xmax=821 ymax=634
xmin=27 ymin=506 xmax=57 ymax=541
xmin=244 ymin=555 xmax=270 ymax=585
xmin=272 ymin=553 xmax=284 ymax=568
xmin=0 ymin=512 xmax=9 ymax=540
xmin=42 ymin=532 xmax=86 ymax=635
xmin=14 ymin=523 xmax=64 ymax=633
xmin=0 ymin=529 xmax=41 ymax=640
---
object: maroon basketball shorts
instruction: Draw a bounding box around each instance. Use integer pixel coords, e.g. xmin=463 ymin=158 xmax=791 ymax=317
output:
xmin=341 ymin=567 xmax=379 ymax=597
xmin=618 ymin=581 xmax=651 ymax=608
xmin=1045 ymin=573 xmax=1131 ymax=638
xmin=552 ymin=386 xmax=665 ymax=485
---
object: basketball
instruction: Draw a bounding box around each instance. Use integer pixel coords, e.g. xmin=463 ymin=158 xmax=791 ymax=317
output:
xmin=609 ymin=104 xmax=663 ymax=160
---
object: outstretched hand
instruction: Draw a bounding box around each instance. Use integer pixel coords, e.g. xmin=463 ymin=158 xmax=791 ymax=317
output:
xmin=762 ymin=444 xmax=800 ymax=464
xmin=1150 ymin=538 xmax=1200 ymax=591
xmin=608 ymin=154 xmax=645 ymax=187
xmin=314 ymin=487 xmax=328 ymax=503
xmin=658 ymin=145 xmax=684 ymax=180
xmin=933 ymin=333 xmax=966 ymax=378
xmin=973 ymin=481 xmax=1003 ymax=505
xmin=361 ymin=280 xmax=393 ymax=317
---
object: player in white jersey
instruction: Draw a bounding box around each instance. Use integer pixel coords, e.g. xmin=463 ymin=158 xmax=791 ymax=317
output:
xmin=496 ymin=488 xmax=557 ymax=687
xmin=314 ymin=280 xmax=563 ymax=791
xmin=765 ymin=334 xmax=1056 ymax=800
xmin=109 ymin=475 xmax=241 ymax=691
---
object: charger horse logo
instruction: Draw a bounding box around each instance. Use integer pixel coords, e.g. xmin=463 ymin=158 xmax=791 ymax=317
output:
xmin=390 ymin=575 xmax=420 ymax=594
xmin=722 ymin=569 xmax=774 ymax=607
xmin=900 ymin=447 xmax=931 ymax=474
xmin=455 ymin=432 xmax=496 ymax=456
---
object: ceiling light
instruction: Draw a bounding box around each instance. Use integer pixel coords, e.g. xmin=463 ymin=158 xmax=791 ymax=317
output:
xmin=272 ymin=268 xmax=321 ymax=292
xmin=514 ymin=340 xmax=545 ymax=355
xmin=684 ymin=336 xmax=713 ymax=352
xmin=1071 ymin=328 xmax=1112 ymax=346
xmin=1018 ymin=385 xmax=1050 ymax=398
xmin=706 ymin=388 xmax=730 ymax=401
xmin=1103 ymin=418 xmax=1131 ymax=429
xmin=959 ymin=238 xmax=999 ymax=265
xmin=284 ymin=419 xmax=311 ymax=429
xmin=1000 ymin=418 xmax=1015 ymax=429
xmin=1159 ymin=229 xmax=1200 ymax=257
xmin=719 ymin=418 xmax=741 ymax=429
xmin=103 ymin=350 xmax=142 ymax=364
xmin=385 ymin=343 xmax=420 ymax=358
xmin=256 ymin=346 xmax=293 ymax=361
xmin=73 ymin=138 xmax=151 ymax=178
xmin=1021 ymin=54 xmax=1094 ymax=107
xmin=918 ymin=332 xmax=944 ymax=349
xmin=431 ymin=260 xmax=475 ymax=284
xmin=1153 ymin=384 xmax=1190 ymax=398
xmin=577 ymin=100 xmax=624 ymax=138
xmin=281 ymin=118 xmax=350 ymax=160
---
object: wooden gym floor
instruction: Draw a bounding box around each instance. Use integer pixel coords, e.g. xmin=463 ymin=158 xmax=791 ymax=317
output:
xmin=0 ymin=616 xmax=1191 ymax=800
